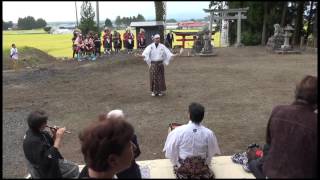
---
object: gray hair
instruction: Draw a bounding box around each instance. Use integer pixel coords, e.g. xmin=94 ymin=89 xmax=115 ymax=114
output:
xmin=107 ymin=109 xmax=125 ymax=119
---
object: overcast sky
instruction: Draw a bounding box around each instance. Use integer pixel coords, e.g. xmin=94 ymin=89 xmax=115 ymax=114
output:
xmin=3 ymin=1 xmax=211 ymax=23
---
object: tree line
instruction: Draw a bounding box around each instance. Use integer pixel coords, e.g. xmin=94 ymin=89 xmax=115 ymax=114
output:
xmin=78 ymin=1 xmax=146 ymax=35
xmin=3 ymin=16 xmax=47 ymax=30
xmin=209 ymin=1 xmax=317 ymax=46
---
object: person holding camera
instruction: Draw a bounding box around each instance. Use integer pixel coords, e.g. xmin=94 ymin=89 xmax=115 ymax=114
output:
xmin=249 ymin=75 xmax=317 ymax=178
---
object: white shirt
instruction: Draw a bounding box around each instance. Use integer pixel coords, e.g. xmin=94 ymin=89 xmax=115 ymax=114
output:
xmin=142 ymin=43 xmax=173 ymax=67
xmin=163 ymin=121 xmax=221 ymax=167
xmin=10 ymin=47 xmax=18 ymax=60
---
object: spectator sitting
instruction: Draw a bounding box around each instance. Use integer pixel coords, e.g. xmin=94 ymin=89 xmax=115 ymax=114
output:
xmin=163 ymin=102 xmax=221 ymax=179
xmin=78 ymin=114 xmax=135 ymax=178
xmin=23 ymin=110 xmax=79 ymax=178
xmin=249 ymin=75 xmax=317 ymax=178
xmin=79 ymin=109 xmax=142 ymax=178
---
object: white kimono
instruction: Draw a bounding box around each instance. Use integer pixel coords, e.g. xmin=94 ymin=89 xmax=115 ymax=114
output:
xmin=142 ymin=43 xmax=173 ymax=67
xmin=163 ymin=121 xmax=221 ymax=167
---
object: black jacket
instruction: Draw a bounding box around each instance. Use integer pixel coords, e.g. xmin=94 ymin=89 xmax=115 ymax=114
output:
xmin=23 ymin=129 xmax=64 ymax=178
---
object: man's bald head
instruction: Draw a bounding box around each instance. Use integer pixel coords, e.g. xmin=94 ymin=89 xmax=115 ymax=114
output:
xmin=107 ymin=109 xmax=125 ymax=119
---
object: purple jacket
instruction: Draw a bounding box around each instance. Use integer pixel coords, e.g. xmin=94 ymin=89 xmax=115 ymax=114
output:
xmin=262 ymin=101 xmax=317 ymax=178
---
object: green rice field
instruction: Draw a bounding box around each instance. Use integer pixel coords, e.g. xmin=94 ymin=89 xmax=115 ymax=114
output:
xmin=3 ymin=29 xmax=221 ymax=58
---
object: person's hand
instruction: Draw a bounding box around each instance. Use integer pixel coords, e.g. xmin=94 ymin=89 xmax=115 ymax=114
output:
xmin=53 ymin=127 xmax=66 ymax=149
xmin=55 ymin=127 xmax=66 ymax=139
xmin=49 ymin=126 xmax=57 ymax=137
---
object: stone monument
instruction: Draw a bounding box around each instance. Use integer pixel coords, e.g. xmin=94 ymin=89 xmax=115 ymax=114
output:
xmin=201 ymin=30 xmax=213 ymax=54
xmin=266 ymin=24 xmax=285 ymax=51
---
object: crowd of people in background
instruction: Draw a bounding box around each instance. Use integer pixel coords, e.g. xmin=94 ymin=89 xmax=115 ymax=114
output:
xmin=71 ymin=27 xmax=142 ymax=61
xmin=71 ymin=27 xmax=177 ymax=62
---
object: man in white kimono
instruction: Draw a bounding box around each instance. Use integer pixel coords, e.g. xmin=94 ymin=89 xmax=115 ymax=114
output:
xmin=139 ymin=34 xmax=175 ymax=97
xmin=163 ymin=102 xmax=221 ymax=178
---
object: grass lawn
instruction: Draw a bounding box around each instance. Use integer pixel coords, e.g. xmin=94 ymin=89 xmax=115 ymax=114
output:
xmin=3 ymin=29 xmax=221 ymax=58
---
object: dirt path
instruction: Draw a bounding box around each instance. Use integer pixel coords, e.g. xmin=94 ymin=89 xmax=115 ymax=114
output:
xmin=3 ymin=47 xmax=317 ymax=178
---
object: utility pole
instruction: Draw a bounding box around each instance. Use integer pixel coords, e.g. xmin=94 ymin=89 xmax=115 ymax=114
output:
xmin=96 ymin=1 xmax=100 ymax=36
xmin=75 ymin=1 xmax=79 ymax=28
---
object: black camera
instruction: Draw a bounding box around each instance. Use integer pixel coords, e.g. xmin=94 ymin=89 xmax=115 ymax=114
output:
xmin=247 ymin=143 xmax=260 ymax=149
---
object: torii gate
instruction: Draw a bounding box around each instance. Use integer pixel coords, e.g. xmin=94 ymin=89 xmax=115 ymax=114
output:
xmin=204 ymin=7 xmax=249 ymax=47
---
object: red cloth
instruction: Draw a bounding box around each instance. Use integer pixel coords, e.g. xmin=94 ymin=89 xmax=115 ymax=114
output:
xmin=255 ymin=150 xmax=263 ymax=157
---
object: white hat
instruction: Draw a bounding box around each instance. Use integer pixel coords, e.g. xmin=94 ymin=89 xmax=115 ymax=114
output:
xmin=153 ymin=34 xmax=160 ymax=39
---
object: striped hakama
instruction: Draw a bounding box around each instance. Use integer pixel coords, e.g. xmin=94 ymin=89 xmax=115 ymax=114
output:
xmin=150 ymin=61 xmax=166 ymax=93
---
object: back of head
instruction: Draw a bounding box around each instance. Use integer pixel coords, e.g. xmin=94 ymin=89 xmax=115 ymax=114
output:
xmin=189 ymin=102 xmax=205 ymax=124
xmin=27 ymin=110 xmax=48 ymax=132
xmin=79 ymin=118 xmax=134 ymax=172
xmin=295 ymin=75 xmax=317 ymax=105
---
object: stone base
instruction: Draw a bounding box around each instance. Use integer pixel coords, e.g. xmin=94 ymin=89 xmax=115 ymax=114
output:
xmin=198 ymin=52 xmax=217 ymax=57
xmin=274 ymin=50 xmax=301 ymax=54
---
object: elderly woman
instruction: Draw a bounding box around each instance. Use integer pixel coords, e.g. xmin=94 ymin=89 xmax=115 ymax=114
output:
xmin=249 ymin=75 xmax=317 ymax=178
xmin=79 ymin=110 xmax=142 ymax=178
xmin=79 ymin=115 xmax=135 ymax=178
xmin=137 ymin=28 xmax=146 ymax=51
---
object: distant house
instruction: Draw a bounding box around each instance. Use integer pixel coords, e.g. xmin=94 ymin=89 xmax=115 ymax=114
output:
xmin=50 ymin=27 xmax=73 ymax=34
xmin=130 ymin=21 xmax=165 ymax=46
xmin=178 ymin=21 xmax=208 ymax=29
xmin=12 ymin=24 xmax=18 ymax=30
xmin=165 ymin=22 xmax=178 ymax=30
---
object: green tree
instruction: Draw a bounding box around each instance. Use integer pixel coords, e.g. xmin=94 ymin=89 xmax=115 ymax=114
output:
xmin=136 ymin=14 xmax=146 ymax=21
xmin=3 ymin=21 xmax=13 ymax=30
xmin=228 ymin=1 xmax=282 ymax=46
xmin=293 ymin=1 xmax=306 ymax=45
xmin=115 ymin=16 xmax=122 ymax=28
xmin=104 ymin=18 xmax=113 ymax=28
xmin=43 ymin=26 xmax=52 ymax=33
xmin=166 ymin=18 xmax=177 ymax=23
xmin=36 ymin=18 xmax=47 ymax=28
xmin=261 ymin=2 xmax=269 ymax=45
xmin=208 ymin=1 xmax=225 ymax=33
xmin=79 ymin=1 xmax=97 ymax=35
xmin=18 ymin=16 xmax=36 ymax=30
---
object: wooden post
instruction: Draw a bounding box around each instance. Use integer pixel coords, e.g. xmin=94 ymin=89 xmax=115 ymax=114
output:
xmin=209 ymin=12 xmax=213 ymax=47
xmin=96 ymin=1 xmax=100 ymax=36
xmin=235 ymin=11 xmax=242 ymax=47
xmin=182 ymin=35 xmax=186 ymax=48
xmin=300 ymin=36 xmax=304 ymax=49
xmin=75 ymin=1 xmax=79 ymax=28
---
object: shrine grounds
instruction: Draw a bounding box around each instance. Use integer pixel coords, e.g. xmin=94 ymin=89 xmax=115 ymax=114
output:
xmin=3 ymin=46 xmax=317 ymax=178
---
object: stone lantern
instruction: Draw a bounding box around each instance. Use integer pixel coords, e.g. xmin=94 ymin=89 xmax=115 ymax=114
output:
xmin=281 ymin=25 xmax=294 ymax=50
